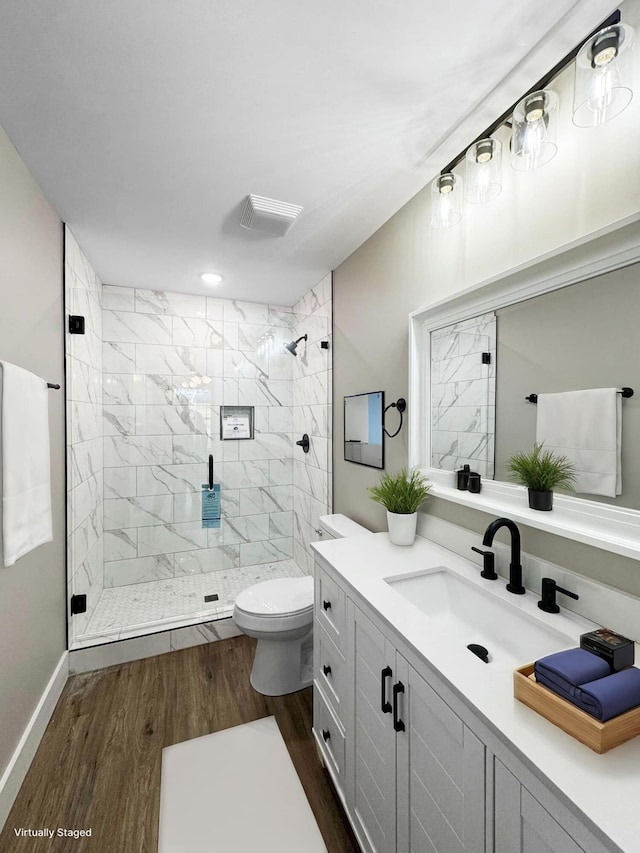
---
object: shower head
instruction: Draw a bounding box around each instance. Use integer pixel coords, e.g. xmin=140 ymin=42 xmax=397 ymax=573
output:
xmin=285 ymin=334 xmax=307 ymax=356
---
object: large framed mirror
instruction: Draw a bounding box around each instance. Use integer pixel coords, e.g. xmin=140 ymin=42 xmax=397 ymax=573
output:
xmin=409 ymin=217 xmax=640 ymax=559
xmin=344 ymin=391 xmax=384 ymax=469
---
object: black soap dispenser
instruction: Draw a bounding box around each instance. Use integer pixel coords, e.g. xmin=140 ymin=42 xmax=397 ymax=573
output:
xmin=467 ymin=471 xmax=482 ymax=493
xmin=456 ymin=464 xmax=471 ymax=491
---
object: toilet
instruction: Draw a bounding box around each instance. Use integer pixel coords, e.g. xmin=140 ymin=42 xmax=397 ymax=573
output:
xmin=233 ymin=513 xmax=371 ymax=696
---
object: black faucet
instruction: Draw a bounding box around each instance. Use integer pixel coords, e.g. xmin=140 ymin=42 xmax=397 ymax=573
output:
xmin=482 ymin=517 xmax=526 ymax=595
xmin=538 ymin=578 xmax=579 ymax=613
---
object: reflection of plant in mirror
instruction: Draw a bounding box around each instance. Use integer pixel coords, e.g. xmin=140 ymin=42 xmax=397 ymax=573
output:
xmin=506 ymin=443 xmax=575 ymax=492
xmin=368 ymin=467 xmax=431 ymax=514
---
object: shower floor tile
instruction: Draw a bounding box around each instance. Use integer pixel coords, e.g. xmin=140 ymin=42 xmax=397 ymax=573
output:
xmin=75 ymin=559 xmax=305 ymax=648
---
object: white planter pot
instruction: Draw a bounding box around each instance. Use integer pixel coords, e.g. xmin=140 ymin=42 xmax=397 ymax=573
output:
xmin=386 ymin=511 xmax=417 ymax=546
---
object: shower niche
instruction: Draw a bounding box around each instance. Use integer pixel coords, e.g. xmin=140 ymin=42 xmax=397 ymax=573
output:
xmin=220 ymin=406 xmax=254 ymax=440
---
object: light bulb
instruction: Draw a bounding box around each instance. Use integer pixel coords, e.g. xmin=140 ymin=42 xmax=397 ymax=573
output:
xmin=573 ymin=23 xmax=635 ymax=127
xmin=430 ymin=172 xmax=463 ymax=227
xmin=521 ymin=117 xmax=545 ymax=161
xmin=465 ymin=138 xmax=502 ymax=204
xmin=587 ymin=67 xmax=615 ymax=122
xmin=511 ymin=90 xmax=558 ymax=171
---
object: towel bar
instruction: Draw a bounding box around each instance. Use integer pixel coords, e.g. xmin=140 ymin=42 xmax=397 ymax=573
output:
xmin=525 ymin=387 xmax=634 ymax=404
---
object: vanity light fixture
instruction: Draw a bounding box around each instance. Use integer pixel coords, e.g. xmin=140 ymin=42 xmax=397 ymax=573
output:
xmin=465 ymin=138 xmax=502 ymax=204
xmin=199 ymin=272 xmax=223 ymax=286
xmin=510 ymin=89 xmax=559 ymax=171
xmin=428 ymin=11 xmax=621 ymax=225
xmin=573 ymin=23 xmax=635 ymax=127
xmin=430 ymin=172 xmax=463 ymax=229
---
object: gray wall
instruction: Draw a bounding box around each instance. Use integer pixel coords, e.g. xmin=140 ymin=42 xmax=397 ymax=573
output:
xmin=0 ymin=127 xmax=66 ymax=774
xmin=494 ymin=265 xmax=640 ymax=509
xmin=333 ymin=192 xmax=420 ymax=534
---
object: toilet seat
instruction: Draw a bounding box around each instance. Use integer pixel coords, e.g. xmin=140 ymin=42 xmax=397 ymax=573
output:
xmin=234 ymin=576 xmax=314 ymax=634
xmin=235 ymin=576 xmax=314 ymax=618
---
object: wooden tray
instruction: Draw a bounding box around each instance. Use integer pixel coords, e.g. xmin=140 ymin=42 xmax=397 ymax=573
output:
xmin=514 ymin=663 xmax=640 ymax=753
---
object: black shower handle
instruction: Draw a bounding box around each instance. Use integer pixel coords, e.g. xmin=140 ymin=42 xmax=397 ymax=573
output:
xmin=296 ymin=434 xmax=310 ymax=453
xmin=208 ymin=454 xmax=213 ymax=491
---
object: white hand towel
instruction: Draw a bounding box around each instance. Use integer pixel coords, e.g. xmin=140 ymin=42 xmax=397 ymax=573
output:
xmin=536 ymin=388 xmax=621 ymax=498
xmin=1 ymin=361 xmax=53 ymax=566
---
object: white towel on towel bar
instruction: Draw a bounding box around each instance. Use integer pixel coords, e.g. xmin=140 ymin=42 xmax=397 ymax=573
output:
xmin=536 ymin=388 xmax=621 ymax=498
xmin=0 ymin=361 xmax=53 ymax=566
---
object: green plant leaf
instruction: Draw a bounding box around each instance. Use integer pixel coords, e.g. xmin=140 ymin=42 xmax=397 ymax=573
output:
xmin=368 ymin=467 xmax=431 ymax=514
xmin=506 ymin=442 xmax=576 ymax=492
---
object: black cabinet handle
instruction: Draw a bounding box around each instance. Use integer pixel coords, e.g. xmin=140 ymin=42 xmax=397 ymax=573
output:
xmin=393 ymin=681 xmax=405 ymax=732
xmin=208 ymin=454 xmax=214 ymax=491
xmin=322 ymin=600 xmax=331 ymax=611
xmin=322 ymin=729 xmax=330 ymax=742
xmin=323 ymin=664 xmax=332 ymax=676
xmin=381 ymin=666 xmax=392 ymax=713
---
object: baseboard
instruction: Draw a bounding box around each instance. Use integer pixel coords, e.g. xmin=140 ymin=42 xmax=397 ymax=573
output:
xmin=0 ymin=651 xmax=69 ymax=832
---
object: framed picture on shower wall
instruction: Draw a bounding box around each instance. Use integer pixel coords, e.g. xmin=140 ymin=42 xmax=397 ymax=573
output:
xmin=220 ymin=405 xmax=254 ymax=440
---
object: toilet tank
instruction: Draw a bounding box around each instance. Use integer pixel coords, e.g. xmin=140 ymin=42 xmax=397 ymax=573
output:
xmin=318 ymin=513 xmax=370 ymax=540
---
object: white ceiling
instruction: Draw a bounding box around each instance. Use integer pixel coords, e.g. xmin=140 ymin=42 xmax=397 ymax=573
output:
xmin=0 ymin=0 xmax=619 ymax=305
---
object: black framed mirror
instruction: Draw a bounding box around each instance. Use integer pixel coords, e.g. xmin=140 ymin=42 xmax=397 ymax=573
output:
xmin=344 ymin=391 xmax=384 ymax=469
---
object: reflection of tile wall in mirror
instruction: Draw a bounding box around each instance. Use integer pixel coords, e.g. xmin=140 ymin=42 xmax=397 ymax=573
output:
xmin=431 ymin=312 xmax=496 ymax=477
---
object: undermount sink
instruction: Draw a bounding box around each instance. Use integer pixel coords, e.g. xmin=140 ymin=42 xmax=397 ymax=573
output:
xmin=385 ymin=567 xmax=576 ymax=669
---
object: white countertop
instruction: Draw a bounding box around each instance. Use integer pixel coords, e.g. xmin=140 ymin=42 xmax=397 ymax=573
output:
xmin=312 ymin=532 xmax=640 ymax=853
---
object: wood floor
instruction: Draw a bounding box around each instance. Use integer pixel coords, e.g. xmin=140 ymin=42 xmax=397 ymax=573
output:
xmin=1 ymin=635 xmax=360 ymax=853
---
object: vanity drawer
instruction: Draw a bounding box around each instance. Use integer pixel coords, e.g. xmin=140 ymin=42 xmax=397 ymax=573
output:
xmin=313 ymin=686 xmax=346 ymax=784
xmin=314 ymin=622 xmax=348 ymax=724
xmin=316 ymin=570 xmax=346 ymax=649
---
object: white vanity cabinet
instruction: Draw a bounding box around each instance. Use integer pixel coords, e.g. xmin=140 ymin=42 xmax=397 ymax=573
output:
xmin=351 ymin=603 xmax=398 ymax=851
xmin=313 ymin=555 xmax=619 ymax=853
xmin=397 ymin=663 xmax=486 ymax=853
xmin=315 ymin=566 xmax=485 ymax=853
xmin=494 ymin=761 xmax=585 ymax=853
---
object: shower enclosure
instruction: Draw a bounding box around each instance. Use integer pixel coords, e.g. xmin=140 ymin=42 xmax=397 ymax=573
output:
xmin=65 ymin=227 xmax=332 ymax=649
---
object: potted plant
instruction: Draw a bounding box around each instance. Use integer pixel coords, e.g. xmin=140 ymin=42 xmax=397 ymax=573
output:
xmin=368 ymin=467 xmax=431 ymax=545
xmin=506 ymin=442 xmax=575 ymax=511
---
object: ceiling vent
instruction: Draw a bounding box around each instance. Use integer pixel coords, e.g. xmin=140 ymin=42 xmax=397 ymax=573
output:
xmin=240 ymin=194 xmax=303 ymax=236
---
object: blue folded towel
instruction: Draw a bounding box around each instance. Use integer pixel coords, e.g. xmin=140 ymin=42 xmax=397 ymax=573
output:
xmin=536 ymin=665 xmax=640 ymax=721
xmin=535 ymin=671 xmax=583 ymax=706
xmin=534 ymin=648 xmax=610 ymax=690
xmin=578 ymin=669 xmax=640 ymax=721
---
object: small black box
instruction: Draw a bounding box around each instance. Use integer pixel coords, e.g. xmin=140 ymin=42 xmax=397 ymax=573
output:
xmin=580 ymin=628 xmax=635 ymax=672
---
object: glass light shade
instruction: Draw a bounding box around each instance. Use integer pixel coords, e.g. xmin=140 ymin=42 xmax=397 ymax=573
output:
xmin=430 ymin=172 xmax=463 ymax=228
xmin=573 ymin=23 xmax=635 ymax=127
xmin=465 ymin=138 xmax=502 ymax=204
xmin=510 ymin=90 xmax=559 ymax=171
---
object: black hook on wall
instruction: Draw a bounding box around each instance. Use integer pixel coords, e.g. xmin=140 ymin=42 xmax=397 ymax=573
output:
xmin=383 ymin=398 xmax=406 ymax=438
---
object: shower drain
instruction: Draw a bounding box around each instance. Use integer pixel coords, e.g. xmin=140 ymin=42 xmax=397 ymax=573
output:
xmin=204 ymin=594 xmax=219 ymax=603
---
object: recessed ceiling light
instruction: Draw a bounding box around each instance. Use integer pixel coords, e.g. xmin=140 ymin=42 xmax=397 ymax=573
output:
xmin=199 ymin=272 xmax=223 ymax=286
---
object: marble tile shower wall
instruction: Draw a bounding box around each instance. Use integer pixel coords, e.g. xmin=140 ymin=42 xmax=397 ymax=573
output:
xmin=430 ymin=312 xmax=496 ymax=478
xmin=292 ymin=274 xmax=332 ymax=575
xmin=65 ymin=227 xmax=104 ymax=640
xmin=101 ymin=286 xmax=299 ymax=586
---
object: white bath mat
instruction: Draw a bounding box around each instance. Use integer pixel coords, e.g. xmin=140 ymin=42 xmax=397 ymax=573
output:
xmin=158 ymin=716 xmax=327 ymax=852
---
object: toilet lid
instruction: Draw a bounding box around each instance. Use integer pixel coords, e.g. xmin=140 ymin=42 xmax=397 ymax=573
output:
xmin=235 ymin=576 xmax=314 ymax=617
